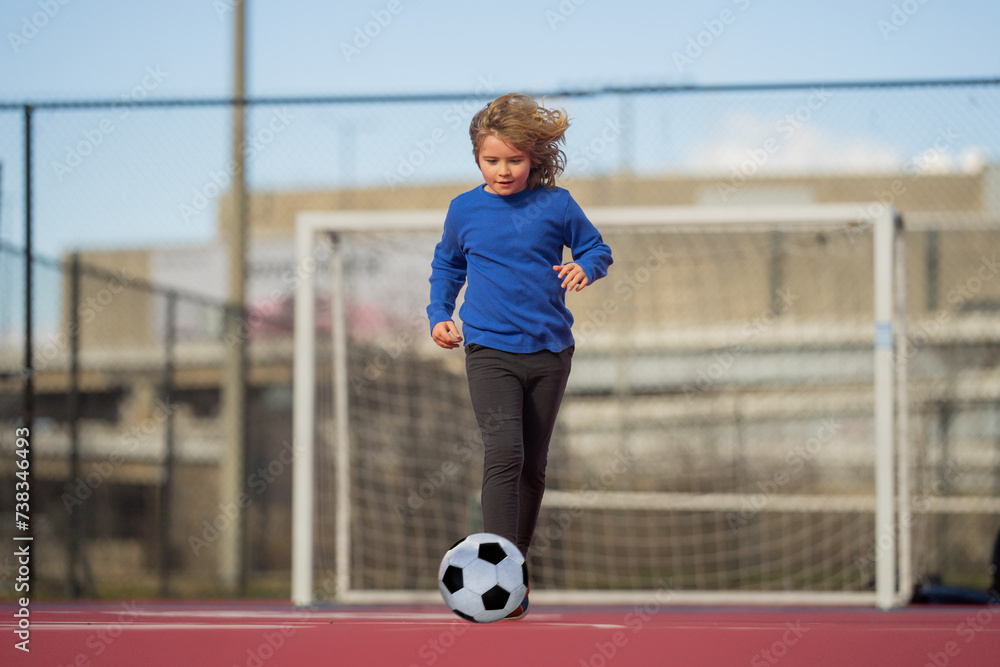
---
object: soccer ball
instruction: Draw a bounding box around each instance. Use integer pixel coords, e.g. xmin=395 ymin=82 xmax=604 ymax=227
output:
xmin=438 ymin=533 xmax=528 ymax=623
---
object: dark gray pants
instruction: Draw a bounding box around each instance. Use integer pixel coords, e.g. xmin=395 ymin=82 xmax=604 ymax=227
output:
xmin=464 ymin=343 xmax=574 ymax=557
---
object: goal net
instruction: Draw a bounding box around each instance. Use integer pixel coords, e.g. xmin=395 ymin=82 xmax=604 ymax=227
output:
xmin=291 ymin=204 xmax=908 ymax=609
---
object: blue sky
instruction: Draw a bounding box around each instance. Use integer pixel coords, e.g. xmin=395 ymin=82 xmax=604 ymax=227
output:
xmin=1 ymin=0 xmax=997 ymax=101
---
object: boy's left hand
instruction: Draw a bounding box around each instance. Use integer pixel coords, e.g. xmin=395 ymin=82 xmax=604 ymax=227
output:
xmin=553 ymin=263 xmax=589 ymax=292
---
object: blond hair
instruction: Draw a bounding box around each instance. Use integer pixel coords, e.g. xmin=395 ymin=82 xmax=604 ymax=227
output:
xmin=469 ymin=93 xmax=569 ymax=191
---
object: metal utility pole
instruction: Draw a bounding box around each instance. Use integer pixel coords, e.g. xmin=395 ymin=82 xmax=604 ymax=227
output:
xmin=21 ymin=107 xmax=35 ymax=594
xmin=220 ymin=0 xmax=248 ymax=593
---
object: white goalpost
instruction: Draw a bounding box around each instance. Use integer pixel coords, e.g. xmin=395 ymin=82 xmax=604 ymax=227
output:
xmin=291 ymin=203 xmax=908 ymax=610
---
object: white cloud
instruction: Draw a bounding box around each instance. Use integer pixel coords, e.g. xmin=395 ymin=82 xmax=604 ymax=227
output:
xmin=688 ymin=111 xmax=903 ymax=175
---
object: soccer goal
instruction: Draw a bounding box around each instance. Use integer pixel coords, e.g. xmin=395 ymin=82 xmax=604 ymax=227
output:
xmin=291 ymin=203 xmax=908 ymax=610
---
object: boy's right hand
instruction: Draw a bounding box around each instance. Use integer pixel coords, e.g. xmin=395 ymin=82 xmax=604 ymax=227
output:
xmin=431 ymin=321 xmax=463 ymax=349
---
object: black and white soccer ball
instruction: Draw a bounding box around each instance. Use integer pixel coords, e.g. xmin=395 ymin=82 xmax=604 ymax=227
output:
xmin=438 ymin=532 xmax=528 ymax=623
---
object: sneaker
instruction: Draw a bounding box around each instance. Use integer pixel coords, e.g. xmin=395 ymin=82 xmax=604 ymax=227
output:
xmin=505 ymin=585 xmax=529 ymax=620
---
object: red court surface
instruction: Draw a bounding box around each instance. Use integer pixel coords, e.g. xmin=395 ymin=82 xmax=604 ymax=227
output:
xmin=4 ymin=601 xmax=1000 ymax=666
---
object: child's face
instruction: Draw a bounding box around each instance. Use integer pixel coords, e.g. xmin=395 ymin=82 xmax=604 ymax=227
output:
xmin=477 ymin=134 xmax=531 ymax=196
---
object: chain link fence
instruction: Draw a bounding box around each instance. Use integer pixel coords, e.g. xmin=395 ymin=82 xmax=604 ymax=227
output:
xmin=0 ymin=79 xmax=998 ymax=599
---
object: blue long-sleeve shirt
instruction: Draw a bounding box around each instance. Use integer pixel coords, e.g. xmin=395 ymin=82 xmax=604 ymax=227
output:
xmin=427 ymin=185 xmax=613 ymax=353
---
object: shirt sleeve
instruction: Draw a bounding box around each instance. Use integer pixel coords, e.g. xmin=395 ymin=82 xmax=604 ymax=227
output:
xmin=563 ymin=194 xmax=613 ymax=283
xmin=427 ymin=207 xmax=467 ymax=331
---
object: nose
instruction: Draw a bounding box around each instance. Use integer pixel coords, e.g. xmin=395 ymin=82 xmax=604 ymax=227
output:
xmin=497 ymin=161 xmax=511 ymax=176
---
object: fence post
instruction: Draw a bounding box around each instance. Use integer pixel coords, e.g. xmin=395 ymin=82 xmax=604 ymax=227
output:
xmin=21 ymin=104 xmax=35 ymax=595
xmin=159 ymin=292 xmax=177 ymax=597
xmin=67 ymin=252 xmax=83 ymax=596
xmin=220 ymin=0 xmax=249 ymax=595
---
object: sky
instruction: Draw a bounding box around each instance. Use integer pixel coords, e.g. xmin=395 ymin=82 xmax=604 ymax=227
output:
xmin=1 ymin=0 xmax=997 ymax=101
